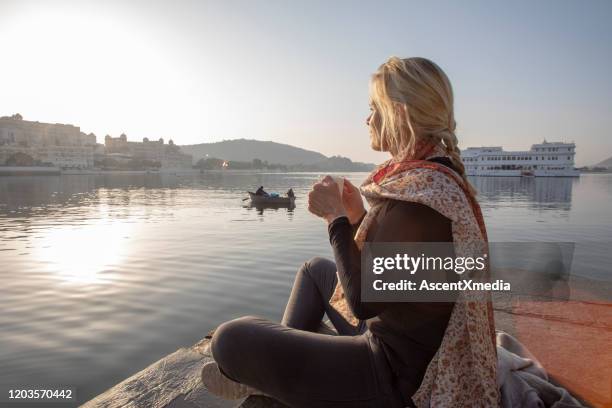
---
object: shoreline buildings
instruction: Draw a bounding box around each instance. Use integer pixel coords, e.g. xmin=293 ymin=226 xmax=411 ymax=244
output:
xmin=462 ymin=141 xmax=579 ymax=177
xmin=102 ymin=134 xmax=192 ymax=169
xmin=0 ymin=114 xmax=192 ymax=170
xmin=0 ymin=114 xmax=95 ymax=168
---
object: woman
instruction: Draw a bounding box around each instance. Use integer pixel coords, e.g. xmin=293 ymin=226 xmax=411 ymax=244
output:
xmin=201 ymin=57 xmax=499 ymax=407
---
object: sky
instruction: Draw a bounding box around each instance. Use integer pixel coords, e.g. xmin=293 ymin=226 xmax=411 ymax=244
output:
xmin=0 ymin=0 xmax=610 ymax=166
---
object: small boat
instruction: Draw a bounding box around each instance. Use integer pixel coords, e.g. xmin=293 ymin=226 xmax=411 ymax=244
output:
xmin=248 ymin=191 xmax=295 ymax=206
xmin=521 ymin=170 xmax=535 ymax=177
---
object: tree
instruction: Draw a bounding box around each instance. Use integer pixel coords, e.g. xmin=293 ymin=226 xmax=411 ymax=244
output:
xmin=252 ymin=158 xmax=263 ymax=169
xmin=195 ymin=157 xmax=225 ymax=170
xmin=6 ymin=152 xmax=35 ymax=166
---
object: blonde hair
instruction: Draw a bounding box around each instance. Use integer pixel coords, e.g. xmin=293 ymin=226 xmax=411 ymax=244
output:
xmin=369 ymin=56 xmax=476 ymax=195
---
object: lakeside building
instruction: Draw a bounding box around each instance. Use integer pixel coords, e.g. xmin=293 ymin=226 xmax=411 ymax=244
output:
xmin=103 ymin=134 xmax=192 ymax=169
xmin=462 ymin=141 xmax=579 ymax=177
xmin=0 ymin=114 xmax=193 ymax=170
xmin=0 ymin=114 xmax=95 ymax=168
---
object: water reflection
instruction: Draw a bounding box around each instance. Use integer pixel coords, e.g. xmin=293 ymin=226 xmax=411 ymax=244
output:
xmin=0 ymin=174 xmax=182 ymax=220
xmin=34 ymin=219 xmax=132 ymax=284
xmin=470 ymin=176 xmax=575 ymax=210
xmin=243 ymin=202 xmax=296 ymax=217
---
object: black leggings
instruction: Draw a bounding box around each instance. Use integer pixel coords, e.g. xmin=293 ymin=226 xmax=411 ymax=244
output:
xmin=211 ymin=257 xmax=406 ymax=408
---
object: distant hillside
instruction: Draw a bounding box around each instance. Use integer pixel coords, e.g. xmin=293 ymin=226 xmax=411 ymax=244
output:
xmin=180 ymin=139 xmax=374 ymax=171
xmin=594 ymin=156 xmax=612 ymax=168
xmin=180 ymin=139 xmax=326 ymax=166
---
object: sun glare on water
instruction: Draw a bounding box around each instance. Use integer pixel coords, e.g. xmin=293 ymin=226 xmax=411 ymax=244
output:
xmin=33 ymin=220 xmax=134 ymax=284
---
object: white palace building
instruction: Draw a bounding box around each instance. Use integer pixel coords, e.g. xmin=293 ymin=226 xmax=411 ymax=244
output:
xmin=462 ymin=141 xmax=579 ymax=177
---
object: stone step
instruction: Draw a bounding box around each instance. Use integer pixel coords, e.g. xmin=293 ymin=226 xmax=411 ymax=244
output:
xmin=81 ymin=332 xmax=286 ymax=408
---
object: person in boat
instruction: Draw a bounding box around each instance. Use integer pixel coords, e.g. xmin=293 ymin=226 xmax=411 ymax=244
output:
xmin=287 ymin=188 xmax=295 ymax=199
xmin=202 ymin=57 xmax=498 ymax=407
xmin=255 ymin=186 xmax=269 ymax=196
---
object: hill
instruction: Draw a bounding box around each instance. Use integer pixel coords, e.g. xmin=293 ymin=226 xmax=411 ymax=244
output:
xmin=179 ymin=139 xmax=374 ymax=171
xmin=180 ymin=139 xmax=326 ymax=166
xmin=594 ymin=156 xmax=612 ymax=169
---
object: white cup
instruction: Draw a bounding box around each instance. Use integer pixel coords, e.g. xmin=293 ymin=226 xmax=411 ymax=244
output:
xmin=331 ymin=176 xmax=345 ymax=197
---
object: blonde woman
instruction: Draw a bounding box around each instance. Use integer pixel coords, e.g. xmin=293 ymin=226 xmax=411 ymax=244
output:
xmin=202 ymin=57 xmax=499 ymax=407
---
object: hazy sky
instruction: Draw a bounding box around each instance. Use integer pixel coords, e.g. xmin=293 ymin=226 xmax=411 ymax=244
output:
xmin=1 ymin=0 xmax=610 ymax=165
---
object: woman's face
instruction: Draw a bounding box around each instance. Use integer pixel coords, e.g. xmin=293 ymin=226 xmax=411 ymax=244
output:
xmin=367 ymin=102 xmax=383 ymax=151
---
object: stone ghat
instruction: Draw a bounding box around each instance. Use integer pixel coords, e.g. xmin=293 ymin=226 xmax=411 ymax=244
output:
xmin=81 ymin=330 xmax=288 ymax=408
xmin=83 ymin=296 xmax=611 ymax=408
xmin=492 ymin=294 xmax=611 ymax=408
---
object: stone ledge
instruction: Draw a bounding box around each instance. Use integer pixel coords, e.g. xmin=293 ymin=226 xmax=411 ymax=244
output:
xmin=493 ymin=304 xmax=610 ymax=408
xmin=81 ymin=331 xmax=285 ymax=408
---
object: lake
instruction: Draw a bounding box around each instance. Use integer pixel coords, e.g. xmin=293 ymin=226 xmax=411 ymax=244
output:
xmin=1 ymin=172 xmax=611 ymax=404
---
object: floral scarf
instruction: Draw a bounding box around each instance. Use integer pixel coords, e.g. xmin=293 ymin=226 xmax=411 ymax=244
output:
xmin=344 ymin=141 xmax=499 ymax=407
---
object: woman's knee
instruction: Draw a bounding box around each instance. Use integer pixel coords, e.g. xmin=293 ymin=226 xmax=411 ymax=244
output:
xmin=300 ymin=256 xmax=337 ymax=283
xmin=211 ymin=316 xmax=261 ymax=372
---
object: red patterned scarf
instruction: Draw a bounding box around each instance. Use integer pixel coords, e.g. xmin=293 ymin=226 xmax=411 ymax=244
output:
xmin=351 ymin=141 xmax=499 ymax=407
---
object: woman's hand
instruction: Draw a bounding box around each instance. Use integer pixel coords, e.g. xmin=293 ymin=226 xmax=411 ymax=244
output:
xmin=341 ymin=179 xmax=366 ymax=224
xmin=308 ymin=176 xmax=347 ymax=223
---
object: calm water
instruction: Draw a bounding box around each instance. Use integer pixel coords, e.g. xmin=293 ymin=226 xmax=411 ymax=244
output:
xmin=1 ymin=172 xmax=611 ymax=404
